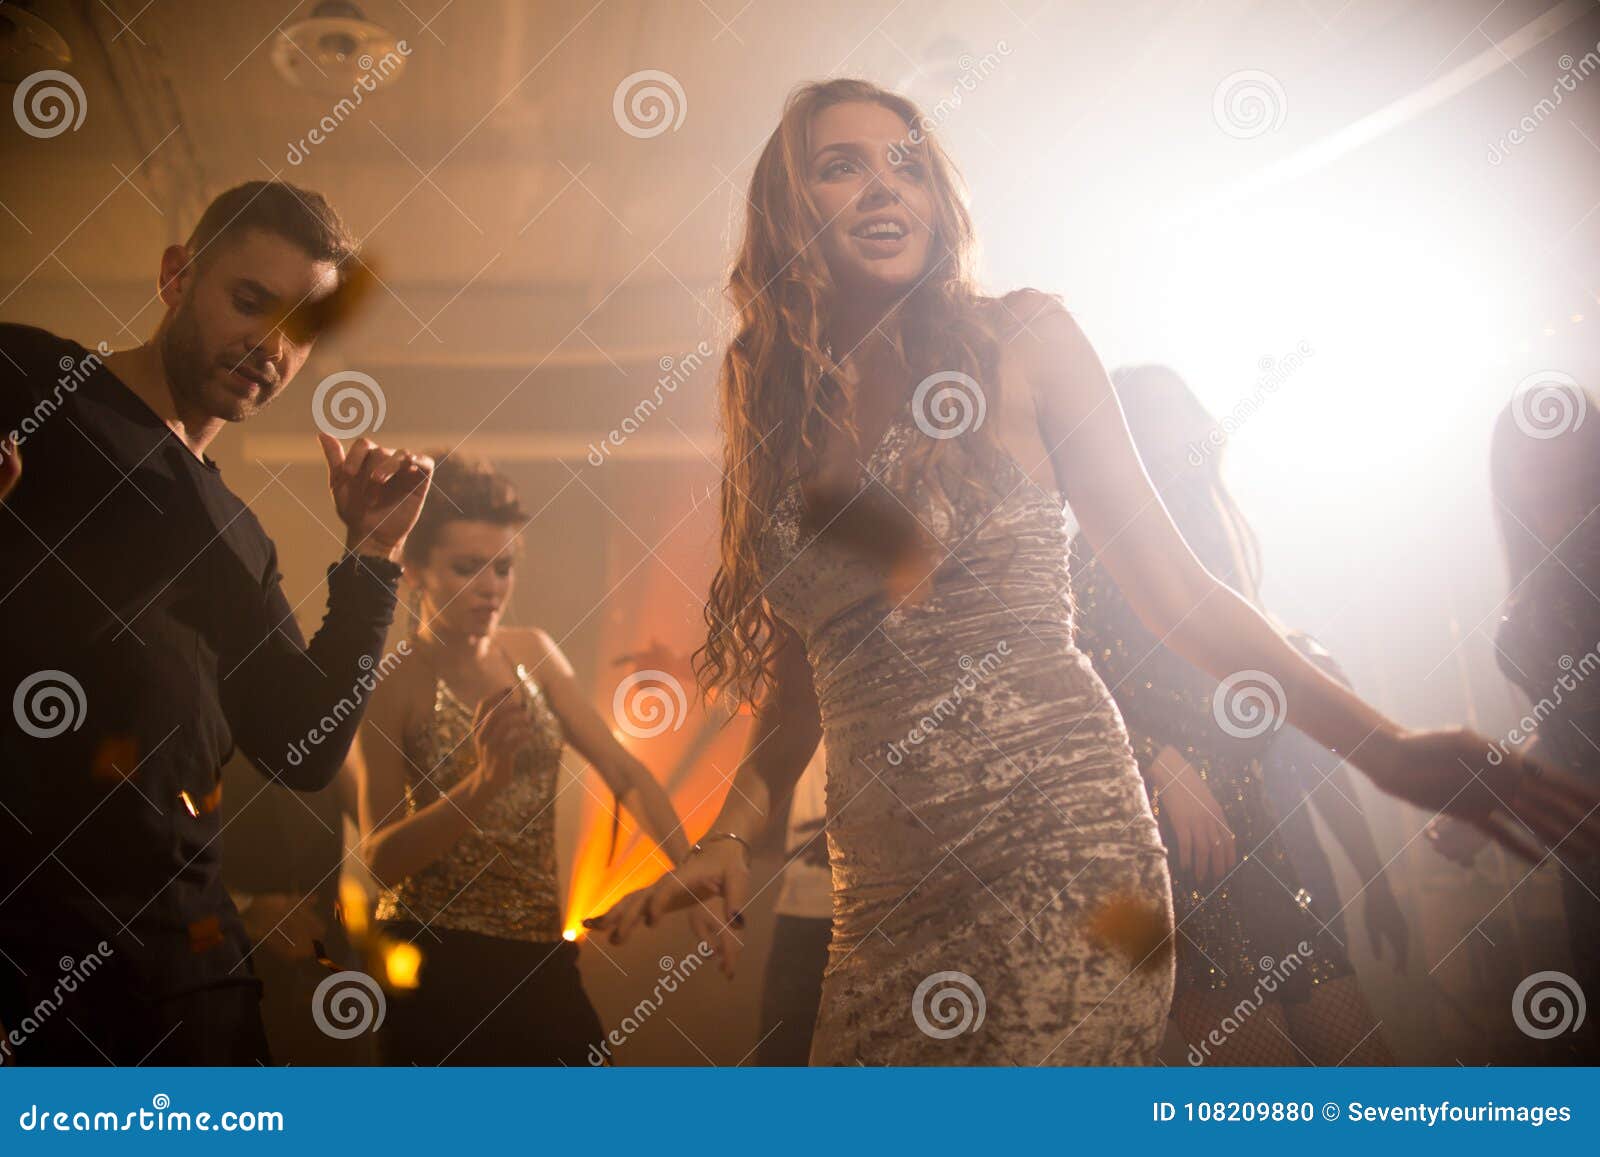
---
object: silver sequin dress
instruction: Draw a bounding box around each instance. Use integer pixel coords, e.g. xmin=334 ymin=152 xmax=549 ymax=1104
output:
xmin=757 ymin=411 xmax=1175 ymax=1065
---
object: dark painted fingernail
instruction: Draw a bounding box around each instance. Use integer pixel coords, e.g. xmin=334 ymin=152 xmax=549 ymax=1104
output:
xmin=730 ymin=911 xmax=745 ymax=929
xmin=581 ymin=917 xmax=598 ymax=928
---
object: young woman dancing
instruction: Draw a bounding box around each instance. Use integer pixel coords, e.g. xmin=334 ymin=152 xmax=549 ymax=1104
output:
xmin=1484 ymin=383 xmax=1598 ymax=1061
xmin=587 ymin=79 xmax=1598 ymax=1065
xmin=349 ymin=454 xmax=689 ymax=1064
xmin=1070 ymin=364 xmax=1394 ymax=1064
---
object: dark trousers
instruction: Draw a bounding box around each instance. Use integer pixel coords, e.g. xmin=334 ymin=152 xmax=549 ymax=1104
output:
xmin=375 ymin=923 xmax=603 ymax=1066
xmin=2 ymin=971 xmax=270 ymax=1066
xmin=757 ymin=914 xmax=832 ymax=1066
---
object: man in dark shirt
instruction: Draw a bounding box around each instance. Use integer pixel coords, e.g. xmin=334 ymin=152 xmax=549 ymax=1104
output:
xmin=0 ymin=180 xmax=433 ymax=1064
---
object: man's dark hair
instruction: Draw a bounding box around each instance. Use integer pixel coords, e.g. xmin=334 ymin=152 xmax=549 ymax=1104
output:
xmin=184 ymin=180 xmax=357 ymax=272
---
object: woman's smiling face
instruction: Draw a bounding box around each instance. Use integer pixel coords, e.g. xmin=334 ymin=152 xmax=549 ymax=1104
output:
xmin=806 ymin=100 xmax=938 ymax=297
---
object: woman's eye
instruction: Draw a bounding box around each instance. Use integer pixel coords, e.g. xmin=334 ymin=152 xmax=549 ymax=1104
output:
xmin=233 ymin=294 xmax=263 ymax=315
xmin=897 ymin=161 xmax=926 ymax=180
xmin=821 ymin=158 xmax=856 ymax=179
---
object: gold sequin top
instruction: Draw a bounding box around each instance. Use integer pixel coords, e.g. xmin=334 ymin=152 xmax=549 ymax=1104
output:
xmin=374 ymin=657 xmax=566 ymax=942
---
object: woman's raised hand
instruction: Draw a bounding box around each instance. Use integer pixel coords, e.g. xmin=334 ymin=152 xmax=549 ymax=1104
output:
xmin=470 ymin=686 xmax=533 ymax=800
xmin=582 ymin=839 xmax=750 ymax=977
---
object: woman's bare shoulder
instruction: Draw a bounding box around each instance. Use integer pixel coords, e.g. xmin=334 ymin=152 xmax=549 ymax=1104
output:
xmin=500 ymin=625 xmax=570 ymax=678
xmin=978 ymin=287 xmax=1071 ymax=339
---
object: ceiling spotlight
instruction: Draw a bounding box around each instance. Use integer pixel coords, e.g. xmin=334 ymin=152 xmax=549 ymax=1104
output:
xmin=271 ymin=0 xmax=407 ymax=96
xmin=0 ymin=4 xmax=73 ymax=86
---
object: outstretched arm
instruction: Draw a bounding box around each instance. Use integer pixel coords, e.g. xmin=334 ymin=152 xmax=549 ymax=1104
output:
xmin=583 ymin=616 xmax=822 ymax=976
xmin=520 ymin=629 xmax=692 ymax=867
xmin=1018 ymin=291 xmax=1597 ymax=860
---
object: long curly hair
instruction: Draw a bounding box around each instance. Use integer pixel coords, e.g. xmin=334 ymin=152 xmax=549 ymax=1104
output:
xmin=695 ymin=78 xmax=1003 ymax=708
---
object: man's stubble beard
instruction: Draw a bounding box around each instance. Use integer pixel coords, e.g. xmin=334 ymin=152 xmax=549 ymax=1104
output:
xmin=159 ymin=299 xmax=276 ymax=422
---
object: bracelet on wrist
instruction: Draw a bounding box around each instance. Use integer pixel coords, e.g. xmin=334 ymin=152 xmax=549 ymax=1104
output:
xmin=691 ymin=831 xmax=752 ymax=864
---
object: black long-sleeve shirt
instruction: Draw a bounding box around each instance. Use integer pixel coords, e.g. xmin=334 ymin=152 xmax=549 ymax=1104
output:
xmin=0 ymin=324 xmax=400 ymax=1004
